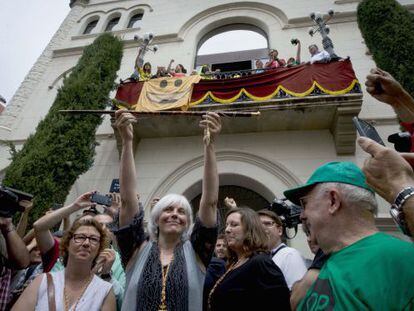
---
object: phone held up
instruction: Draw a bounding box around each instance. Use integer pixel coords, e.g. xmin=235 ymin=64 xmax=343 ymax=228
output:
xmin=352 ymin=117 xmax=385 ymax=146
xmin=91 ymin=192 xmax=113 ymax=207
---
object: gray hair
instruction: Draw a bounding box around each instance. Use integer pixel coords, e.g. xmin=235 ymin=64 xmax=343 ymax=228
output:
xmin=318 ymin=183 xmax=378 ymax=215
xmin=147 ymin=193 xmax=194 ymax=240
xmin=308 ymin=44 xmax=318 ymax=50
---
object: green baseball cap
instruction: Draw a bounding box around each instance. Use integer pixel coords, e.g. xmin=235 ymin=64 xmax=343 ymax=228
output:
xmin=283 ymin=162 xmax=373 ymax=205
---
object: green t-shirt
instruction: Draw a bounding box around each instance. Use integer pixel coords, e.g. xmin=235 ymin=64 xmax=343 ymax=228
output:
xmin=298 ymin=232 xmax=414 ymax=311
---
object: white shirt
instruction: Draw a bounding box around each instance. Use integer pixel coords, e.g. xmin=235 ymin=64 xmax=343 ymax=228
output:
xmin=310 ymin=50 xmax=331 ymax=64
xmin=271 ymin=243 xmax=308 ymax=290
xmin=35 ymin=270 xmax=112 ymax=311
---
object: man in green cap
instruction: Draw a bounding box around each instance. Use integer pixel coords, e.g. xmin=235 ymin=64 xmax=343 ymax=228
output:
xmin=284 ymin=161 xmax=414 ymax=310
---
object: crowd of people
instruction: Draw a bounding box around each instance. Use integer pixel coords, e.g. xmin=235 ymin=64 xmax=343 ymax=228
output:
xmin=126 ymin=39 xmax=332 ymax=82
xmin=1 ymin=66 xmax=414 ymax=310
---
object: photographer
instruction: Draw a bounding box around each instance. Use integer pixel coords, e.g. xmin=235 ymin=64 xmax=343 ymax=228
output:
xmin=287 ymin=39 xmax=301 ymax=67
xmin=0 ymin=206 xmax=30 ymax=310
xmin=257 ymin=209 xmax=307 ymax=290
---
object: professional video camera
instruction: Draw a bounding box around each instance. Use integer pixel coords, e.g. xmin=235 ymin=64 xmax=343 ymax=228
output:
xmin=0 ymin=185 xmax=33 ymax=218
xmin=388 ymin=132 xmax=412 ymax=152
xmin=268 ymin=198 xmax=302 ymax=238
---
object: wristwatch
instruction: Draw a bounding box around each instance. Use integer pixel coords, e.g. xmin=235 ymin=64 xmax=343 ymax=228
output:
xmin=390 ymin=186 xmax=414 ymax=237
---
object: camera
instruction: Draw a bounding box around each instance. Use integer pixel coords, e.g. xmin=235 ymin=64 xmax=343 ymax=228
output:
xmin=388 ymin=132 xmax=412 ymax=152
xmin=0 ymin=185 xmax=33 ymax=218
xmin=91 ymin=192 xmax=112 ymax=207
xmin=291 ymin=38 xmax=299 ymax=45
xmin=268 ymin=198 xmax=302 ymax=231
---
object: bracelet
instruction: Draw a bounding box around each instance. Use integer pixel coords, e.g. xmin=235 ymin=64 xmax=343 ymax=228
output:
xmin=390 ymin=186 xmax=414 ymax=237
xmin=393 ymin=186 xmax=414 ymax=210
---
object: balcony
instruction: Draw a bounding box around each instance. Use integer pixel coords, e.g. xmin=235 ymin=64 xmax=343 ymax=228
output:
xmin=114 ymin=59 xmax=362 ymax=155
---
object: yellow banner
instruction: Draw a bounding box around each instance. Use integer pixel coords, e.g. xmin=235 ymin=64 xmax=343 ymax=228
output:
xmin=134 ymin=75 xmax=201 ymax=112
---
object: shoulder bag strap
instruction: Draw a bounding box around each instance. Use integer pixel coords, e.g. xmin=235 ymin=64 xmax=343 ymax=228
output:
xmin=46 ymin=273 xmax=56 ymax=311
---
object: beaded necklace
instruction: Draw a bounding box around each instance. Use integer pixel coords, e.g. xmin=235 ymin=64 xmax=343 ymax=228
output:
xmin=64 ymin=273 xmax=94 ymax=311
xmin=207 ymin=257 xmax=249 ymax=311
xmin=158 ymin=255 xmax=174 ymax=311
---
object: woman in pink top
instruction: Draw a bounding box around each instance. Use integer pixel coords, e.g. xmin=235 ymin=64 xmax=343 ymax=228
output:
xmin=264 ymin=49 xmax=286 ymax=69
xmin=167 ymin=59 xmax=187 ymax=77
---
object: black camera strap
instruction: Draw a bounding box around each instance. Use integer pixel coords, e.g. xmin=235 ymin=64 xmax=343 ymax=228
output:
xmin=271 ymin=244 xmax=287 ymax=257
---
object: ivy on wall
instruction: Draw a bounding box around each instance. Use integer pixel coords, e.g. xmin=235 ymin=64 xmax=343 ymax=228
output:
xmin=3 ymin=33 xmax=123 ymax=225
xmin=358 ymin=0 xmax=414 ymax=95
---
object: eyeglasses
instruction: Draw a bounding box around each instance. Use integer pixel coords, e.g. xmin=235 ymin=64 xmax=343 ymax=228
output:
xmin=72 ymin=234 xmax=100 ymax=245
xmin=261 ymin=220 xmax=276 ymax=228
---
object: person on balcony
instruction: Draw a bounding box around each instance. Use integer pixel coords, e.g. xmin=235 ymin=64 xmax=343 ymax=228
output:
xmin=308 ymin=44 xmax=331 ymax=64
xmin=113 ymin=110 xmax=221 ymax=311
xmin=287 ymin=39 xmax=302 ymax=67
xmin=255 ymin=60 xmax=264 ymax=73
xmin=264 ymin=49 xmax=286 ymax=69
xmin=167 ymin=59 xmax=187 ymax=78
xmin=130 ymin=47 xmax=152 ymax=81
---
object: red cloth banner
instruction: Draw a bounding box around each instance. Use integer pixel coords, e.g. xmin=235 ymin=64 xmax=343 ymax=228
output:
xmin=115 ymin=60 xmax=359 ymax=107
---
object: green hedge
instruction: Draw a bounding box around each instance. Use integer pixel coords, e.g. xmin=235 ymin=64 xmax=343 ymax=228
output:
xmin=357 ymin=0 xmax=414 ymax=95
xmin=3 ymin=33 xmax=123 ymax=225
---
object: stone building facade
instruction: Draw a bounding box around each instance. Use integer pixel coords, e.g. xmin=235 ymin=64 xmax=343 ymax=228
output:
xmin=1 ymin=0 xmax=413 ymax=256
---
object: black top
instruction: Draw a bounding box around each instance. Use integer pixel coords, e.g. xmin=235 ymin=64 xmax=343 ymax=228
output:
xmin=114 ymin=209 xmax=218 ymax=268
xmin=309 ymin=248 xmax=329 ymax=270
xmin=204 ymin=257 xmax=226 ymax=311
xmin=209 ymin=253 xmax=291 ymax=311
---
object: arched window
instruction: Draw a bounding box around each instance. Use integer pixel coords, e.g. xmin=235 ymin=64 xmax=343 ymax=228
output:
xmin=105 ymin=16 xmax=120 ymax=32
xmin=83 ymin=19 xmax=98 ymax=34
xmin=196 ymin=27 xmax=268 ymax=72
xmin=127 ymin=13 xmax=143 ymax=28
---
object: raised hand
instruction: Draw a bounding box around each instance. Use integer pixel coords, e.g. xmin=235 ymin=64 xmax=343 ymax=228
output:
xmin=93 ymin=248 xmax=116 ymax=275
xmin=358 ymin=137 xmax=414 ymax=202
xmin=73 ymin=191 xmax=95 ymax=210
xmin=224 ymin=197 xmax=237 ymax=209
xmin=19 ymin=200 xmax=34 ymax=213
xmin=114 ymin=110 xmax=137 ymax=142
xmin=365 ymin=68 xmax=414 ymax=122
xmin=199 ymin=112 xmax=222 ymax=145
xmin=105 ymin=193 xmax=121 ymax=217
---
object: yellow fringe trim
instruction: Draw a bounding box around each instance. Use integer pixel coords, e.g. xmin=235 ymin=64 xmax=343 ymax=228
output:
xmin=189 ymin=79 xmax=359 ymax=106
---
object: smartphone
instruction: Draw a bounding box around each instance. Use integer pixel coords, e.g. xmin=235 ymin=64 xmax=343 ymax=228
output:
xmin=109 ymin=178 xmax=120 ymax=193
xmin=91 ymin=192 xmax=113 ymax=207
xmin=352 ymin=117 xmax=385 ymax=146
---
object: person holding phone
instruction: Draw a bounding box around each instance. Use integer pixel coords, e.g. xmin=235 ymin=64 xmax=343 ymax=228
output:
xmin=12 ymin=218 xmax=116 ymax=311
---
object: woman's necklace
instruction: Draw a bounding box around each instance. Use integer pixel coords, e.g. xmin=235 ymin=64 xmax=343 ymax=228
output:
xmin=207 ymin=256 xmax=249 ymax=311
xmin=158 ymin=254 xmax=174 ymax=311
xmin=64 ymin=273 xmax=94 ymax=311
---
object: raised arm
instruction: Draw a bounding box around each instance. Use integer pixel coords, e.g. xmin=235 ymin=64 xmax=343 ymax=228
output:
xmin=135 ymin=47 xmax=144 ymax=69
xmin=365 ymin=68 xmax=414 ymax=123
xmin=198 ymin=112 xmax=221 ymax=227
xmin=0 ymin=217 xmax=30 ymax=269
xmin=167 ymin=59 xmax=174 ymax=74
xmin=114 ymin=110 xmax=139 ymax=227
xmin=33 ymin=191 xmax=94 ymax=254
xmin=16 ymin=200 xmax=33 ymax=237
xmin=296 ymin=40 xmax=301 ymax=64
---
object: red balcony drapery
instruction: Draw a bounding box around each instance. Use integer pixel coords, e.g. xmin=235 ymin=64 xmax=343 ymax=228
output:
xmin=115 ymin=59 xmax=359 ymax=108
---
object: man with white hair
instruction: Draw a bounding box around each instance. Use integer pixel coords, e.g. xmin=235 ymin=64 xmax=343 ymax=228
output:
xmin=308 ymin=44 xmax=330 ymax=64
xmin=284 ymin=161 xmax=414 ymax=310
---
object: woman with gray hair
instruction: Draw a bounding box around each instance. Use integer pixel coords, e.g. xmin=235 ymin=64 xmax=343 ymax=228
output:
xmin=113 ymin=110 xmax=221 ymax=311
